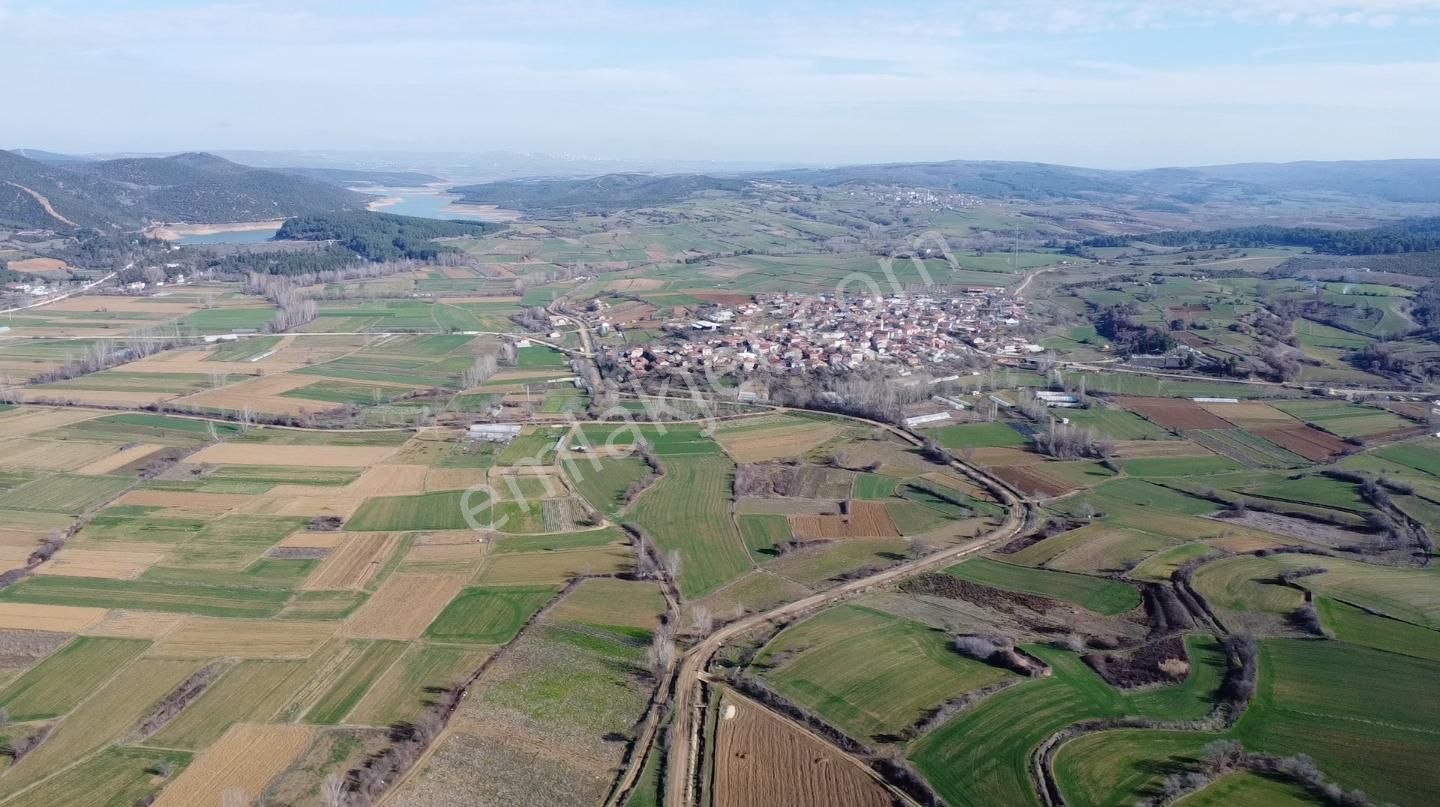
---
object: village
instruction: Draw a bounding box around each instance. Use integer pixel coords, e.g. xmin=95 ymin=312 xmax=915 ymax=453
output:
xmin=603 ymin=287 xmax=1050 ymax=380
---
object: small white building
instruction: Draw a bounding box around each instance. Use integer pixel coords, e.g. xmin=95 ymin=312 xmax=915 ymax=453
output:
xmin=903 ymin=412 xmax=952 ymax=428
xmin=468 ymin=423 xmax=523 ymax=443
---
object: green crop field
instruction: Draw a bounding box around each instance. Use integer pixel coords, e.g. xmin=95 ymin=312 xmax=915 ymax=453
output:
xmin=1374 ymin=441 xmax=1440 ymax=477
xmin=0 ymin=575 xmax=292 ymax=617
xmin=567 ymin=456 xmax=649 ymax=516
xmin=1 ymin=745 xmax=192 ymax=807
xmin=42 ymin=413 xmax=238 ymax=446
xmin=0 ymin=657 xmax=205 ymax=799
xmin=516 ymin=345 xmax=569 ymax=369
xmin=577 ymin=423 xmax=724 ymax=456
xmin=758 ymin=605 xmax=1012 ymax=741
xmin=1270 ymin=400 xmax=1412 ymax=438
xmin=853 ymin=472 xmax=901 ymax=499
xmin=1175 ymin=773 xmax=1316 ymax=806
xmin=149 ymin=658 xmax=309 ymax=749
xmin=933 ymin=422 xmax=1028 ymax=449
xmin=626 ymin=455 xmax=751 ymax=598
xmin=229 ymin=427 xmax=412 ymax=446
xmin=305 ymin=640 xmax=409 ymax=724
xmin=0 ymin=474 xmax=133 ymax=513
xmin=1316 ymin=597 xmax=1440 ymax=662
xmin=911 ymin=638 xmax=1225 ymax=807
xmin=949 ymin=558 xmax=1141 ymax=615
xmin=737 ymin=514 xmax=791 ymax=559
xmin=426 ymin=586 xmax=557 ymax=644
xmin=1055 ymin=729 xmax=1218 ymax=807
xmin=0 ymin=637 xmax=148 ymax=720
xmin=1231 ymin=640 xmax=1440 ymax=805
xmin=1061 ymin=408 xmax=1174 ymax=441
xmin=349 ymin=644 xmax=492 ymax=726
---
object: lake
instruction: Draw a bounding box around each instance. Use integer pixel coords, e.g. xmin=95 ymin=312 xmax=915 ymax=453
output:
xmin=173 ymin=186 xmax=503 ymax=244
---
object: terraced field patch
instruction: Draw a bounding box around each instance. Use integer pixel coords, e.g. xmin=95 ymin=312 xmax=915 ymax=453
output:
xmin=949 ymin=558 xmax=1141 ymax=615
xmin=758 ymin=605 xmax=1012 ymax=740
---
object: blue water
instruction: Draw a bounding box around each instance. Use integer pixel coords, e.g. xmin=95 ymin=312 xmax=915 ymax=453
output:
xmin=175 ymin=188 xmax=487 ymax=244
xmin=373 ymin=189 xmax=490 ymax=222
xmin=178 ymin=227 xmax=280 ymax=245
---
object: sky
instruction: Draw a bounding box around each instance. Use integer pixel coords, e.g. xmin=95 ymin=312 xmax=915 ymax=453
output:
xmin=2 ymin=0 xmax=1438 ymax=168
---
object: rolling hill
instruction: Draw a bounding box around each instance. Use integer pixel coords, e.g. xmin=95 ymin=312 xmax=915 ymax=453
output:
xmin=448 ymin=158 xmax=1440 ymax=213
xmin=0 ymin=151 xmax=366 ymax=231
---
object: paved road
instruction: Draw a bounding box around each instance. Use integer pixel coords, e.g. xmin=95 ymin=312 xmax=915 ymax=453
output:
xmin=0 ymin=272 xmax=116 ymax=316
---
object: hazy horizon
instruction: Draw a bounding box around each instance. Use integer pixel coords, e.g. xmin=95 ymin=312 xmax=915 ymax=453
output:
xmin=3 ymin=0 xmax=1438 ymax=169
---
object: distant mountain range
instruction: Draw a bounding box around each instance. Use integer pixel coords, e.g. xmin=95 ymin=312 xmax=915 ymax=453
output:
xmin=0 ymin=151 xmax=366 ymax=230
xmin=6 ymin=147 xmax=1440 ymax=229
xmin=448 ymin=158 xmax=1440 ymax=213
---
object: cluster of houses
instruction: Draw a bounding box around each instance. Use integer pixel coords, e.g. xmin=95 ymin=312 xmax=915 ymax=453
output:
xmin=615 ymin=289 xmax=1046 ymax=378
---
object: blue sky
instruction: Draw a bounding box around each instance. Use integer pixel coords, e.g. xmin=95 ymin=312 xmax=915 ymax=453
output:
xmin=2 ymin=1 xmax=1437 ymax=167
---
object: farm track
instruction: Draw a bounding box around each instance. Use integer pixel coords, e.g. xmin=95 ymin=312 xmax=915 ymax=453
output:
xmin=647 ymin=408 xmax=1030 ymax=807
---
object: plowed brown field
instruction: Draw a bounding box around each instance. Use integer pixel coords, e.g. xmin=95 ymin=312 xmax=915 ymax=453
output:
xmin=789 ymin=500 xmax=899 ymax=539
xmin=713 ymin=696 xmax=891 ymax=807
xmin=1114 ymin=397 xmax=1230 ymax=430
xmin=1253 ymin=425 xmax=1349 ymax=462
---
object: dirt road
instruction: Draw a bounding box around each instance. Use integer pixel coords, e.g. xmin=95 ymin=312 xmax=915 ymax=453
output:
xmin=653 ymin=413 xmax=1028 ymax=807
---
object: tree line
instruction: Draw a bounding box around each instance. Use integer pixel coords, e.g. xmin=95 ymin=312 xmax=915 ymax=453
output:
xmin=1085 ymin=217 xmax=1440 ymax=255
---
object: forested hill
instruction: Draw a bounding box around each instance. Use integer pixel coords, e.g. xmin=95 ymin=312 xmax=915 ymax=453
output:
xmin=450 ymin=173 xmax=748 ymax=212
xmin=274 ymin=211 xmax=504 ymax=261
xmin=1083 ymin=217 xmax=1440 ymax=255
xmin=0 ymin=150 xmax=365 ymax=230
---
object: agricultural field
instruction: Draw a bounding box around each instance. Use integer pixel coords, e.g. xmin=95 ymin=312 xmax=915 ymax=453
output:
xmin=626 ymin=454 xmax=752 ymax=597
xmin=4 ymin=177 xmax=1440 ymax=807
xmin=755 ymin=604 xmax=1012 ymax=741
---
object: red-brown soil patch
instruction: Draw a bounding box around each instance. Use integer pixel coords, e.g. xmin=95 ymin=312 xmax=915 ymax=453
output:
xmin=1113 ymin=397 xmax=1231 ymax=430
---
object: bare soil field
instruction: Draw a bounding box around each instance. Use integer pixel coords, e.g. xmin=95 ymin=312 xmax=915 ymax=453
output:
xmin=0 ymin=546 xmax=33 ymax=574
xmin=713 ymin=695 xmax=891 ymax=807
xmin=274 ymin=531 xmax=347 ymax=550
xmin=117 ymin=489 xmax=251 ymax=515
xmin=188 ymin=443 xmax=396 ymax=467
xmin=36 ymin=547 xmax=165 ymax=580
xmin=301 ymin=533 xmax=403 ymax=591
xmin=80 ymin=609 xmax=187 ymax=640
xmin=476 ymin=544 xmax=633 ymax=586
xmin=1114 ymin=397 xmax=1231 ymax=430
xmin=0 ymin=407 xmax=100 ymax=439
xmin=150 ymin=618 xmax=336 ymax=659
xmin=715 ymin=418 xmax=844 ymax=464
xmin=1199 ymin=400 xmax=1300 ymax=427
xmin=990 ymin=465 xmax=1077 ymax=497
xmin=789 ymin=501 xmax=900 ymax=539
xmin=1253 ymin=425 xmax=1349 ymax=462
xmin=1209 ymin=511 xmax=1372 ymax=550
xmin=153 ymin=723 xmax=313 ymax=807
xmin=919 ymin=471 xmax=993 ymax=501
xmin=424 ymin=467 xmax=492 ymax=491
xmin=20 ymin=389 xmax=174 ymax=407
xmin=1108 ymin=440 xmax=1214 ymax=459
xmin=177 ymin=373 xmax=335 ymax=416
xmin=346 ymin=464 xmax=429 ymax=495
xmin=693 ymin=292 xmax=754 ymax=306
xmin=0 ymin=602 xmax=108 ymax=632
xmin=340 ymin=573 xmax=467 ymax=639
xmin=74 ymin=443 xmax=169 ymax=475
xmin=242 ymin=492 xmax=369 ymax=519
xmin=969 ymin=446 xmax=1048 ymax=466
xmin=6 ymin=257 xmax=67 ymax=273
xmin=0 ymin=438 xmax=116 ymax=471
xmin=42 ymin=295 xmax=198 ymax=314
